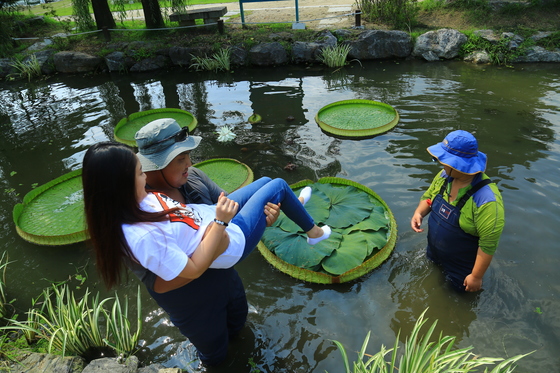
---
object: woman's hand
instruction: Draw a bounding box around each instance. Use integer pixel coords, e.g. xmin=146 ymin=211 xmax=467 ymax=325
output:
xmin=215 ymin=192 xmax=238 ymax=224
xmin=265 ymin=202 xmax=281 ymax=227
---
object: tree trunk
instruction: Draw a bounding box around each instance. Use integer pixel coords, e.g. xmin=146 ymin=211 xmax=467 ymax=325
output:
xmin=141 ymin=0 xmax=165 ymax=29
xmin=91 ymin=0 xmax=116 ymax=30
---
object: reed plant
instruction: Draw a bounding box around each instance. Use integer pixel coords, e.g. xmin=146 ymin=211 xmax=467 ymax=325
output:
xmin=30 ymin=284 xmax=141 ymax=357
xmin=10 ymin=55 xmax=42 ymax=82
xmin=0 ymin=252 xmax=12 ymax=320
xmin=330 ymin=309 xmax=532 ymax=373
xmin=319 ymin=44 xmax=352 ymax=68
xmin=190 ymin=48 xmax=231 ymax=71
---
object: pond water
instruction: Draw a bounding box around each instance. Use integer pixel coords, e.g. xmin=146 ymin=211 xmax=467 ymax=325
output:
xmin=1 ymin=60 xmax=559 ymax=372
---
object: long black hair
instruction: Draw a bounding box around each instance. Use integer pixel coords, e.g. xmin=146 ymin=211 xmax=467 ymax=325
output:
xmin=82 ymin=142 xmax=172 ymax=289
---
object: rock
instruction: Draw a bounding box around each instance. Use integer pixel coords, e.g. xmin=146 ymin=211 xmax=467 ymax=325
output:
xmin=513 ymin=46 xmax=560 ymax=63
xmin=53 ymin=51 xmax=103 ymax=73
xmin=30 ymin=49 xmax=57 ymax=75
xmin=413 ymin=28 xmax=467 ymax=60
xmin=464 ymin=50 xmax=491 ymax=64
xmin=230 ymin=45 xmax=248 ymax=66
xmin=291 ymin=30 xmax=337 ymax=64
xmin=105 ymin=51 xmax=134 ymax=72
xmin=474 ymin=29 xmax=501 ymax=44
xmin=10 ymin=352 xmax=85 ymax=373
xmin=501 ymin=32 xmax=524 ymax=50
xmin=168 ymin=46 xmax=197 ymax=67
xmin=249 ymin=42 xmax=288 ymax=66
xmin=82 ymin=356 xmax=139 ymax=373
xmin=130 ymin=55 xmax=169 ymax=72
xmin=0 ymin=58 xmax=16 ymax=79
xmin=347 ymin=30 xmax=413 ymax=60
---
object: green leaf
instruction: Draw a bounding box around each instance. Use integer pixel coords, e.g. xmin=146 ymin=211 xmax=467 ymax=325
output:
xmin=315 ymin=184 xmax=372 ymax=229
xmin=262 ymin=227 xmax=338 ymax=269
xmin=322 ymin=232 xmax=369 ymax=275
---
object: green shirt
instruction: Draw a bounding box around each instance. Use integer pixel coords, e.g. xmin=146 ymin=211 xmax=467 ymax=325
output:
xmin=421 ymin=170 xmax=505 ymax=255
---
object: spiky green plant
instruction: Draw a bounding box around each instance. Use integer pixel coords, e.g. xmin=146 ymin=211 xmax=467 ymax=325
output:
xmin=319 ymin=44 xmax=352 ymax=68
xmin=102 ymin=286 xmax=142 ymax=356
xmin=9 ymin=55 xmax=42 ymax=82
xmin=330 ymin=309 xmax=532 ymax=373
xmin=190 ymin=48 xmax=231 ymax=72
xmin=0 ymin=252 xmax=13 ymax=320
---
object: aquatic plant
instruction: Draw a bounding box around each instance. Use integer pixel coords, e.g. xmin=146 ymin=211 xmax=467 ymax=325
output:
xmin=190 ymin=48 xmax=231 ymax=72
xmin=10 ymin=54 xmax=42 ymax=81
xmin=0 ymin=252 xmax=13 ymax=320
xmin=319 ymin=44 xmax=352 ymax=68
xmin=329 ymin=308 xmax=532 ymax=373
xmin=216 ymin=125 xmax=236 ymax=142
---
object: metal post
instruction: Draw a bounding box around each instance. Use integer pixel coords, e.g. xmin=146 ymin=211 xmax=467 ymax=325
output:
xmin=217 ymin=19 xmax=224 ymax=34
xmin=355 ymin=9 xmax=361 ymax=27
xmin=239 ymin=0 xmax=246 ymax=28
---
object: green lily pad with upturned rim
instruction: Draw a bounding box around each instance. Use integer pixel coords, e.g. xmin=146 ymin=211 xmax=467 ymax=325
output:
xmin=315 ymin=99 xmax=399 ymax=138
xmin=258 ymin=177 xmax=397 ymax=284
xmin=193 ymin=158 xmax=254 ymax=194
xmin=114 ymin=108 xmax=198 ymax=147
xmin=13 ymin=159 xmax=252 ymax=246
xmin=13 ymin=169 xmax=87 ymax=246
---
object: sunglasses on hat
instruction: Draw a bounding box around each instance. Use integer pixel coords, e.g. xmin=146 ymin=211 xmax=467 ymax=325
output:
xmin=144 ymin=126 xmax=190 ymax=150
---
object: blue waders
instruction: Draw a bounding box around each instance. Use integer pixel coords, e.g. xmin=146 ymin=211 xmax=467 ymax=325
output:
xmin=427 ymin=178 xmax=491 ymax=291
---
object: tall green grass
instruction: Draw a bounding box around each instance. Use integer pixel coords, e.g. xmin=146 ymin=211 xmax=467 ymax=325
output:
xmin=329 ymin=309 xmax=532 ymax=373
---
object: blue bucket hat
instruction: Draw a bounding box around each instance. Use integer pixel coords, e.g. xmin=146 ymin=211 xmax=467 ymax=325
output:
xmin=135 ymin=118 xmax=201 ymax=172
xmin=427 ymin=130 xmax=487 ymax=175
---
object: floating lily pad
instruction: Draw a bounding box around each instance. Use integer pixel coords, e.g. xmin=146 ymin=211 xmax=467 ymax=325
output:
xmin=193 ymin=158 xmax=254 ymax=194
xmin=114 ymin=108 xmax=198 ymax=147
xmin=258 ymin=177 xmax=397 ymax=284
xmin=315 ymin=99 xmax=399 ymax=138
xmin=13 ymin=159 xmax=252 ymax=246
xmin=13 ymin=169 xmax=87 ymax=246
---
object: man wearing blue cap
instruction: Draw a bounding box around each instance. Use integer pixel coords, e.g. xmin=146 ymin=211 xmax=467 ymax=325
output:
xmin=411 ymin=130 xmax=505 ymax=292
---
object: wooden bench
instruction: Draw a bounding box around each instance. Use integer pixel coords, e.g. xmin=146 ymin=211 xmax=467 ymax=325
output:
xmin=169 ymin=6 xmax=228 ymax=26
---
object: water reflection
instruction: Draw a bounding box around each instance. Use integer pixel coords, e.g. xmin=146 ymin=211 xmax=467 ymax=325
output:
xmin=0 ymin=61 xmax=559 ymax=372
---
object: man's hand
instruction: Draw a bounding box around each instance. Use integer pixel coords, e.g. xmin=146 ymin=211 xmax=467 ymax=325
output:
xmin=265 ymin=202 xmax=281 ymax=227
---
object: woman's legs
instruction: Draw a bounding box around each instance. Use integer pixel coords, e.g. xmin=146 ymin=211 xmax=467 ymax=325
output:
xmin=229 ymin=178 xmax=328 ymax=260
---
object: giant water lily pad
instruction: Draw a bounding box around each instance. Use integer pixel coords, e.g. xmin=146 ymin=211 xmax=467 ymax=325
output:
xmin=13 ymin=159 xmax=252 ymax=246
xmin=13 ymin=169 xmax=87 ymax=246
xmin=114 ymin=108 xmax=198 ymax=147
xmin=193 ymin=158 xmax=253 ymax=194
xmin=315 ymin=99 xmax=399 ymax=138
xmin=258 ymin=177 xmax=397 ymax=284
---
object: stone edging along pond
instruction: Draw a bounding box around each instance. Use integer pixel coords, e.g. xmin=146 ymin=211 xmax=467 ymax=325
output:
xmin=1 ymin=26 xmax=560 ymax=80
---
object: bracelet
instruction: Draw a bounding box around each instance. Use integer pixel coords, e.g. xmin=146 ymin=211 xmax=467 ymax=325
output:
xmin=214 ymin=218 xmax=228 ymax=227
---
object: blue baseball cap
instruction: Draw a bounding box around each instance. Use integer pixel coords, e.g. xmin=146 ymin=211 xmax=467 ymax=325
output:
xmin=427 ymin=130 xmax=487 ymax=175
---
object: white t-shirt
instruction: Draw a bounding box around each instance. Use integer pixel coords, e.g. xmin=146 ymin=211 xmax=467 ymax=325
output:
xmin=122 ymin=192 xmax=245 ymax=281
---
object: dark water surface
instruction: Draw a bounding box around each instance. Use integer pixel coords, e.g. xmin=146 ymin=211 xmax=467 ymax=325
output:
xmin=1 ymin=60 xmax=559 ymax=372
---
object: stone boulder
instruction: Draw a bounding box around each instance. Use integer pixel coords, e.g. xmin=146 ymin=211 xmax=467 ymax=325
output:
xmin=168 ymin=46 xmax=197 ymax=67
xmin=53 ymin=51 xmax=103 ymax=73
xmin=249 ymin=42 xmax=288 ymax=66
xmin=514 ymin=46 xmax=560 ymax=63
xmin=413 ymin=28 xmax=467 ymax=61
xmin=130 ymin=55 xmax=170 ymax=73
xmin=230 ymin=45 xmax=249 ymax=66
xmin=0 ymin=58 xmax=16 ymax=79
xmin=31 ymin=49 xmax=57 ymax=75
xmin=347 ymin=30 xmax=413 ymax=60
xmin=291 ymin=31 xmax=337 ymax=64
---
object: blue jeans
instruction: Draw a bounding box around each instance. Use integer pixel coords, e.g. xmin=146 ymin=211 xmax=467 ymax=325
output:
xmin=228 ymin=177 xmax=315 ymax=261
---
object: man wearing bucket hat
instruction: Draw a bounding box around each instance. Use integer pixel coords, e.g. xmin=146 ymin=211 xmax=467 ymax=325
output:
xmin=410 ymin=130 xmax=505 ymax=292
xmin=132 ymin=118 xmax=282 ymax=366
